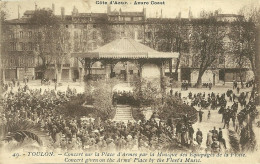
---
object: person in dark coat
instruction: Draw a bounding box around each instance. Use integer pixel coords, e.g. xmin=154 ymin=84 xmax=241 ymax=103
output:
xmin=196 ymin=128 xmax=203 ymax=146
xmin=218 ymin=128 xmax=223 ymax=141
xmin=218 ymin=128 xmax=226 ymax=149
xmin=188 ymin=124 xmax=194 ymax=145
xmin=237 ymin=87 xmax=240 ymax=94
xmin=198 ymin=109 xmax=204 ymax=122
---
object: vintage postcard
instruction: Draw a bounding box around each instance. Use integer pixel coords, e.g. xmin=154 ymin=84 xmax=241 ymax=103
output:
xmin=0 ymin=0 xmax=260 ymax=163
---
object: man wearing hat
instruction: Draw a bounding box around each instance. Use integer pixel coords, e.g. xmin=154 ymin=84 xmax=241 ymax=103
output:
xmin=196 ymin=128 xmax=203 ymax=146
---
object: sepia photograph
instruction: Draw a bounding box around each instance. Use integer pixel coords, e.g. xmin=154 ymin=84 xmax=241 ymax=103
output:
xmin=0 ymin=0 xmax=260 ymax=163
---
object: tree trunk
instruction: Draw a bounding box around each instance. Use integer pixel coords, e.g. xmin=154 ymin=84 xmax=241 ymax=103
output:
xmin=196 ymin=69 xmax=206 ymax=88
xmin=55 ymin=64 xmax=63 ymax=83
xmin=2 ymin=69 xmax=5 ymax=84
xmin=42 ymin=65 xmax=47 ymax=79
xmin=175 ymin=53 xmax=182 ymax=74
xmin=78 ymin=67 xmax=82 ymax=82
xmin=79 ymin=67 xmax=85 ymax=83
xmin=250 ymin=59 xmax=256 ymax=88
xmin=56 ymin=68 xmax=62 ymax=83
xmin=239 ymin=67 xmax=244 ymax=88
xmin=255 ymin=26 xmax=260 ymax=105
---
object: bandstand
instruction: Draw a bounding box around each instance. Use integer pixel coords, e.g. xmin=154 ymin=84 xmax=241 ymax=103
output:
xmin=72 ymin=38 xmax=179 ymax=85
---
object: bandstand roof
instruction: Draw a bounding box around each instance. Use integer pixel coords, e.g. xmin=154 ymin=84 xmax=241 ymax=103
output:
xmin=71 ymin=38 xmax=179 ymax=59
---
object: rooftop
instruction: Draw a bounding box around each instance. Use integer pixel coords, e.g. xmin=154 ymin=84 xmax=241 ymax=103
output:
xmin=72 ymin=37 xmax=179 ymax=59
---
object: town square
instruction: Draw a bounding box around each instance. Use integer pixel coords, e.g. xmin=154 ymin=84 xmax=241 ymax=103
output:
xmin=0 ymin=0 xmax=260 ymax=163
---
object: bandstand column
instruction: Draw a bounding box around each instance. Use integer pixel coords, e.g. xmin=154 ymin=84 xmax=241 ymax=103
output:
xmin=104 ymin=62 xmax=110 ymax=80
xmin=160 ymin=60 xmax=166 ymax=91
xmin=16 ymin=68 xmax=19 ymax=80
xmin=85 ymin=58 xmax=92 ymax=77
xmin=68 ymin=68 xmax=72 ymax=81
xmin=178 ymin=68 xmax=181 ymax=82
xmin=169 ymin=59 xmax=172 ymax=73
xmin=126 ymin=61 xmax=130 ymax=86
xmin=138 ymin=62 xmax=142 ymax=78
xmin=160 ymin=60 xmax=165 ymax=77
xmin=110 ymin=64 xmax=113 ymax=78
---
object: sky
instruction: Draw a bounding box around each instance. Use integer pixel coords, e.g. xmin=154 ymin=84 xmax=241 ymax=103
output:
xmin=3 ymin=0 xmax=260 ymax=20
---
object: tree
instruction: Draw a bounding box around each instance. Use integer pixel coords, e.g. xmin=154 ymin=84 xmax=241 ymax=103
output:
xmin=191 ymin=19 xmax=226 ymax=87
xmin=30 ymin=8 xmax=71 ymax=82
xmin=157 ymin=20 xmax=190 ymax=77
xmin=0 ymin=120 xmax=48 ymax=151
xmin=133 ymin=78 xmax=162 ymax=108
xmin=53 ymin=26 xmax=71 ymax=82
xmin=229 ymin=20 xmax=255 ymax=88
xmin=237 ymin=5 xmax=260 ymax=86
xmin=87 ymin=79 xmax=118 ymax=120
xmin=0 ymin=2 xmax=8 ymax=87
xmin=238 ymin=5 xmax=260 ymax=26
xmin=75 ymin=22 xmax=117 ymax=82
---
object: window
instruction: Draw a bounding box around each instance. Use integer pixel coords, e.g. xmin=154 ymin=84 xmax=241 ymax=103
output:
xmin=92 ymin=42 xmax=97 ymax=50
xmin=121 ymin=31 xmax=125 ymax=37
xmin=147 ymin=32 xmax=152 ymax=39
xmin=133 ymin=17 xmax=139 ymax=21
xmin=219 ymin=55 xmax=225 ymax=64
xmin=28 ymin=31 xmax=32 ymax=38
xmin=19 ymin=42 xmax=23 ymax=51
xmin=38 ymin=32 xmax=42 ymax=38
xmin=23 ymin=43 xmax=26 ymax=50
xmin=65 ymin=25 xmax=69 ymax=28
xmin=137 ymin=31 xmax=142 ymax=40
xmin=19 ymin=31 xmax=23 ymax=38
xmin=93 ymin=31 xmax=97 ymax=40
xmin=83 ymin=31 xmax=88 ymax=39
xmin=19 ymin=57 xmax=24 ymax=66
xmin=184 ymin=56 xmax=189 ymax=66
xmin=28 ymin=42 xmax=33 ymax=51
xmin=134 ymin=31 xmax=138 ymax=40
xmin=124 ymin=17 xmax=131 ymax=21
xmin=10 ymin=57 xmax=15 ymax=64
xmin=129 ymin=70 xmax=133 ymax=75
xmin=74 ymin=31 xmax=78 ymax=39
xmin=10 ymin=42 xmax=14 ymax=51
xmin=10 ymin=33 xmax=14 ymax=39
xmin=93 ymin=24 xmax=96 ymax=28
xmin=74 ymin=43 xmax=79 ymax=52
xmin=120 ymin=70 xmax=126 ymax=74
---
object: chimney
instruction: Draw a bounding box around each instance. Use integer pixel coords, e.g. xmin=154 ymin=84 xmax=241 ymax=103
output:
xmin=35 ymin=3 xmax=37 ymax=10
xmin=160 ymin=9 xmax=162 ymax=18
xmin=178 ymin=12 xmax=181 ymax=20
xmin=72 ymin=6 xmax=78 ymax=16
xmin=61 ymin=7 xmax=65 ymax=20
xmin=214 ymin=10 xmax=219 ymax=16
xmin=52 ymin=3 xmax=55 ymax=14
xmin=18 ymin=5 xmax=20 ymax=19
xmin=256 ymin=26 xmax=260 ymax=104
xmin=188 ymin=7 xmax=192 ymax=21
xmin=107 ymin=4 xmax=111 ymax=14
xmin=143 ymin=7 xmax=146 ymax=19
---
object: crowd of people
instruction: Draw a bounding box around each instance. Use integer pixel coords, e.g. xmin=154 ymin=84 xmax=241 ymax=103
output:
xmin=0 ymin=78 xmax=257 ymax=153
xmin=0 ymin=85 xmax=194 ymax=152
xmin=112 ymin=91 xmax=134 ymax=105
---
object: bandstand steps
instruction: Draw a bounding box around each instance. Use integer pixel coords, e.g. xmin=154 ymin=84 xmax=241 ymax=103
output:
xmin=113 ymin=105 xmax=135 ymax=123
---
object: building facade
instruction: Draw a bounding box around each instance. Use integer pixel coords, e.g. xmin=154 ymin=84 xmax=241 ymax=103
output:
xmin=1 ymin=4 xmax=253 ymax=84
